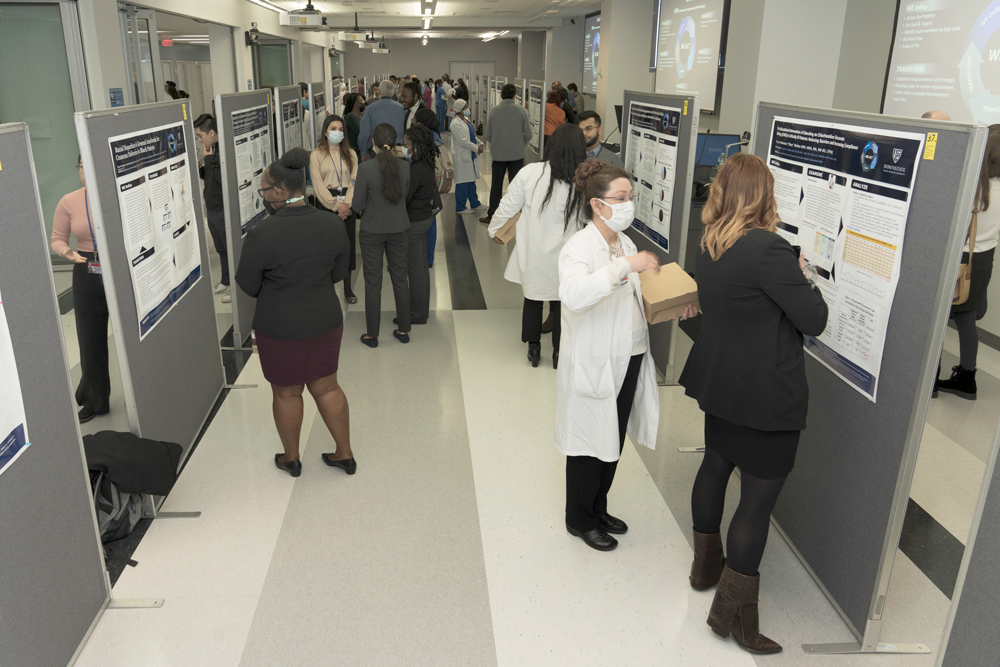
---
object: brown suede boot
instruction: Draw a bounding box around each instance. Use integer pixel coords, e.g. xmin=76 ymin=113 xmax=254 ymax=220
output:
xmin=707 ymin=565 xmax=782 ymax=654
xmin=690 ymin=529 xmax=726 ymax=590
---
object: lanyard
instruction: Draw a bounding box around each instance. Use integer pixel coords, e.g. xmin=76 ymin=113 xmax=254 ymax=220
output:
xmin=328 ymin=150 xmax=344 ymax=188
xmin=84 ymin=189 xmax=99 ymax=263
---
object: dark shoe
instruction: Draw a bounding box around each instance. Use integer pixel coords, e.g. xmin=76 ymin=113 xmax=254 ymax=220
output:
xmin=428 ymin=263 xmax=434 ymax=269
xmin=395 ymin=317 xmax=427 ymax=325
xmin=690 ymin=529 xmax=726 ymax=590
xmin=479 ymin=215 xmax=492 ymax=224
xmin=598 ymin=513 xmax=628 ymax=535
xmin=541 ymin=313 xmax=555 ymax=334
xmin=78 ymin=407 xmax=97 ymax=424
xmin=937 ymin=365 xmax=977 ymax=400
xmin=322 ymin=453 xmax=357 ymax=475
xmin=566 ymin=524 xmax=618 ymax=551
xmin=527 ymin=342 xmax=541 ymax=367
xmin=346 ymin=293 xmax=358 ymax=305
xmin=361 ymin=334 xmax=378 ymax=348
xmin=932 ymin=363 xmax=940 ymax=398
xmin=708 ymin=566 xmax=782 ymax=654
xmin=553 ymin=350 xmax=559 ymax=370
xmin=274 ymin=453 xmax=302 ymax=478
xmin=393 ymin=330 xmax=410 ymax=344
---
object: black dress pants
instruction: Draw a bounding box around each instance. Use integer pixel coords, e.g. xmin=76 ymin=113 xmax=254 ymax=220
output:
xmin=522 ymin=298 xmax=560 ymax=350
xmin=488 ymin=159 xmax=524 ymax=217
xmin=407 ymin=217 xmax=434 ymax=323
xmin=73 ymin=255 xmax=111 ymax=414
xmin=360 ymin=230 xmax=410 ymax=337
xmin=205 ymin=208 xmax=229 ymax=286
xmin=566 ymin=354 xmax=644 ymax=531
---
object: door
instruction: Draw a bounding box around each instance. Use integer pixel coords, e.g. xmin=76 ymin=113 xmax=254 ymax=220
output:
xmin=119 ymin=4 xmax=165 ymax=104
xmin=0 ymin=0 xmax=91 ymax=263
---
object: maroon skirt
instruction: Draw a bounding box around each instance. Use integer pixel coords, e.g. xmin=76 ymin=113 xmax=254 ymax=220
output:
xmin=256 ymin=326 xmax=344 ymax=387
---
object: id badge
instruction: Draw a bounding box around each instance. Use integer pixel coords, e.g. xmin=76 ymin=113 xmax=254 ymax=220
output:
xmin=337 ymin=195 xmax=346 ymax=203
xmin=87 ymin=261 xmax=102 ymax=275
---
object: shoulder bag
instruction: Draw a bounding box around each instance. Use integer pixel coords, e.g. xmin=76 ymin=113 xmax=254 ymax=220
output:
xmin=953 ymin=209 xmax=978 ymax=305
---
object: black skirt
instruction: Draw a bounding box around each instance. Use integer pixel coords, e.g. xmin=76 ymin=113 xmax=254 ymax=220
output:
xmin=952 ymin=247 xmax=995 ymax=314
xmin=704 ymin=413 xmax=800 ymax=480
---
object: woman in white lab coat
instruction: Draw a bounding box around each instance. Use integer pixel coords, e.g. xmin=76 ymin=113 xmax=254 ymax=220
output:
xmin=555 ymin=158 xmax=696 ymax=551
xmin=450 ymin=99 xmax=485 ymax=212
xmin=488 ymin=124 xmax=589 ymax=368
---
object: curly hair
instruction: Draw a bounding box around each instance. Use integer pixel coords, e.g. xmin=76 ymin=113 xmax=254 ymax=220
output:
xmin=404 ymin=125 xmax=439 ymax=167
xmin=573 ymin=159 xmax=630 ymax=219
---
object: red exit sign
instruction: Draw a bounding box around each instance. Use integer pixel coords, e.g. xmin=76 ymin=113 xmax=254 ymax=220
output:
xmin=162 ymin=39 xmax=173 ymax=46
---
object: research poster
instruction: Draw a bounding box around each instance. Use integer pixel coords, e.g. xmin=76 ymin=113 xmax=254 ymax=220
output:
xmin=528 ymin=82 xmax=543 ymax=151
xmin=654 ymin=0 xmax=726 ymax=111
xmin=0 ymin=287 xmax=29 ymax=477
xmin=312 ymin=90 xmax=326 ymax=148
xmin=766 ymin=117 xmax=926 ymax=401
xmin=515 ymin=82 xmax=524 ymax=108
xmin=231 ymin=105 xmax=270 ymax=236
xmin=883 ymin=1 xmax=1000 ymax=124
xmin=623 ymin=101 xmax=681 ymax=251
xmin=109 ymin=122 xmax=203 ymax=340
xmin=280 ymin=99 xmax=302 ymax=154
xmin=583 ymin=13 xmax=601 ymax=95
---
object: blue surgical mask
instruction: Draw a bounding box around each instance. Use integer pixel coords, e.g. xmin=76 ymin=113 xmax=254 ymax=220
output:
xmin=463 ymin=109 xmax=471 ymax=117
xmin=401 ymin=146 xmax=410 ymax=158
xmin=328 ymin=130 xmax=344 ymax=144
xmin=302 ymin=98 xmax=310 ymax=110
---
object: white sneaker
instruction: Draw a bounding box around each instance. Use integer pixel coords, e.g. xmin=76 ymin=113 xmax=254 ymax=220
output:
xmin=213 ymin=282 xmax=228 ymax=294
xmin=221 ymin=288 xmax=232 ymax=304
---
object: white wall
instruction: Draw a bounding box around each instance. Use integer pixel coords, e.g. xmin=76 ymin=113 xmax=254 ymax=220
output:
xmin=207 ymin=23 xmax=237 ymax=95
xmin=832 ymin=0 xmax=896 ymax=113
xmin=518 ymin=32 xmax=546 ymax=81
xmin=596 ymin=0 xmax=655 ymax=137
xmin=705 ymin=0 xmax=766 ymax=135
xmin=342 ymin=38 xmax=518 ymax=81
xmin=548 ymin=19 xmax=585 ymax=90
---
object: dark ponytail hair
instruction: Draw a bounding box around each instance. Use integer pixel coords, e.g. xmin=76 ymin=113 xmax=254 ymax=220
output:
xmin=372 ymin=123 xmax=403 ymax=204
xmin=265 ymin=147 xmax=310 ymax=195
xmin=573 ymin=159 xmax=631 ymax=219
xmin=405 ymin=125 xmax=439 ymax=167
xmin=541 ymin=123 xmax=588 ymax=230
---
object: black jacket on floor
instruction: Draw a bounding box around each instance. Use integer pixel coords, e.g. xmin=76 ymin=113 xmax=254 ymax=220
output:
xmin=679 ymin=228 xmax=829 ymax=432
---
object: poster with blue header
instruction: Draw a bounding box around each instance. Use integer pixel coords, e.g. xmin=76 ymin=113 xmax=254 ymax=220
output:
xmin=0 ymin=286 xmax=29 ymax=477
xmin=623 ymin=100 xmax=681 ymax=252
xmin=231 ymin=105 xmax=271 ymax=236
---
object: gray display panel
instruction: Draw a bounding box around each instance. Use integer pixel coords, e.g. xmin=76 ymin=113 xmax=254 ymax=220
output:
xmin=274 ymin=85 xmax=303 ymax=156
xmin=752 ymin=103 xmax=985 ymax=643
xmin=76 ymin=100 xmax=226 ymax=458
xmin=0 ymin=123 xmax=109 ymax=666
xmin=308 ymin=80 xmax=325 ymax=151
xmin=216 ymin=90 xmax=275 ymax=349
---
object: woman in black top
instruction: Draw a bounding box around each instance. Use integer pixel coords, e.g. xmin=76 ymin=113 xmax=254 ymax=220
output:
xmin=678 ymin=154 xmax=828 ymax=654
xmin=236 ymin=148 xmax=357 ymax=478
xmin=403 ymin=125 xmax=440 ymax=324
xmin=354 ymin=123 xmax=412 ymax=347
xmin=343 ymin=93 xmax=365 ymax=156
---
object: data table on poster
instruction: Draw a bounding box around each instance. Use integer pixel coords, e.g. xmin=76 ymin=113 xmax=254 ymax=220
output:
xmin=765 ymin=116 xmax=926 ymax=401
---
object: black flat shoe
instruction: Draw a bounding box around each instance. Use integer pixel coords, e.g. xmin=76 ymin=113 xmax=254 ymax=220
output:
xmin=527 ymin=342 xmax=541 ymax=367
xmin=395 ymin=318 xmax=427 ymax=325
xmin=274 ymin=453 xmax=302 ymax=477
xmin=566 ymin=525 xmax=618 ymax=551
xmin=346 ymin=294 xmax=358 ymax=304
xmin=598 ymin=513 xmax=628 ymax=535
xmin=78 ymin=407 xmax=97 ymax=424
xmin=393 ymin=330 xmax=410 ymax=344
xmin=322 ymin=453 xmax=357 ymax=475
xmin=361 ymin=334 xmax=378 ymax=348
xmin=553 ymin=351 xmax=559 ymax=370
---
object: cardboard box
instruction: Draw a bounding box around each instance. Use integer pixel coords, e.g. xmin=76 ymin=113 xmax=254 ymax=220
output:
xmin=496 ymin=212 xmax=520 ymax=244
xmin=638 ymin=262 xmax=700 ymax=324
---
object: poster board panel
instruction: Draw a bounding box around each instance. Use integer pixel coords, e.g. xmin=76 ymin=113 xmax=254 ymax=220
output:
xmin=275 ymin=85 xmax=303 ymax=156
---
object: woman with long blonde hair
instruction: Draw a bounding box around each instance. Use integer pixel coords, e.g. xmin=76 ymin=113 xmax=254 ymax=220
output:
xmin=679 ymin=153 xmax=828 ymax=655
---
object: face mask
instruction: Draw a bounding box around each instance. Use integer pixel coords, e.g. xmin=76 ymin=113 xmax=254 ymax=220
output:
xmin=328 ymin=130 xmax=344 ymax=144
xmin=264 ymin=195 xmax=305 ymax=216
xmin=302 ymin=98 xmax=310 ymax=111
xmin=597 ymin=199 xmax=635 ymax=233
xmin=401 ymin=146 xmax=410 ymax=158
xmin=463 ymin=109 xmax=471 ymax=117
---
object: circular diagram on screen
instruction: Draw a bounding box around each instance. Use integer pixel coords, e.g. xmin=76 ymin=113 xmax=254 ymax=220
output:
xmin=960 ymin=5 xmax=1000 ymax=124
xmin=591 ymin=32 xmax=600 ymax=76
xmin=675 ymin=17 xmax=697 ymax=79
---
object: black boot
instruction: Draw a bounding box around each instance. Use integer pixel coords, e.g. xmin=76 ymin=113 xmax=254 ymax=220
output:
xmin=937 ymin=365 xmax=977 ymax=400
xmin=527 ymin=342 xmax=541 ymax=367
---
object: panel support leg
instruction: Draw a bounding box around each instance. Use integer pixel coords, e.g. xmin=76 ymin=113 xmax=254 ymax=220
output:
xmin=802 ymin=642 xmax=929 ymax=655
xmin=141 ymin=493 xmax=201 ymax=519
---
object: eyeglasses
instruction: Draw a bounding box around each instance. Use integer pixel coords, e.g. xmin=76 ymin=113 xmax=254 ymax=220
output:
xmin=257 ymin=185 xmax=280 ymax=198
xmin=601 ymin=194 xmax=636 ymax=204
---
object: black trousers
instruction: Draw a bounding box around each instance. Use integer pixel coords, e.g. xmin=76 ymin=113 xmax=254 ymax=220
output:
xmin=360 ymin=229 xmax=410 ymax=337
xmin=522 ymin=299 xmax=560 ymax=350
xmin=566 ymin=354 xmax=644 ymax=531
xmin=73 ymin=255 xmax=111 ymax=414
xmin=205 ymin=208 xmax=229 ymax=286
xmin=407 ymin=217 xmax=434 ymax=323
xmin=315 ymin=194 xmax=357 ymax=273
xmin=488 ymin=159 xmax=524 ymax=217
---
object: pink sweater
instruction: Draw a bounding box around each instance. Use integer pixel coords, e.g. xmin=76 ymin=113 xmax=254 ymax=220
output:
xmin=50 ymin=188 xmax=95 ymax=256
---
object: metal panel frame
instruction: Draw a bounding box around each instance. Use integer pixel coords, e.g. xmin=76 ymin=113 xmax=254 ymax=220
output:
xmin=273 ymin=84 xmax=302 ymax=156
xmin=308 ymin=79 xmax=325 ymax=151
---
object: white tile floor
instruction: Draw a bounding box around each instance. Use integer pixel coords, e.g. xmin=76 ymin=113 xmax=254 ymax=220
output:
xmin=59 ymin=147 xmax=1000 ymax=665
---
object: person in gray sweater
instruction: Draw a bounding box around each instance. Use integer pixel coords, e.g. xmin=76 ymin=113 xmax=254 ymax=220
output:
xmin=481 ymin=83 xmax=532 ymax=225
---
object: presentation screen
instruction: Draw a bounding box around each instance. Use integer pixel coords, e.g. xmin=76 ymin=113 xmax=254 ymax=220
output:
xmin=695 ymin=133 xmax=740 ymax=166
xmin=583 ymin=13 xmax=601 ymax=95
xmin=654 ymin=0 xmax=727 ymax=112
xmin=883 ymin=2 xmax=1000 ymax=124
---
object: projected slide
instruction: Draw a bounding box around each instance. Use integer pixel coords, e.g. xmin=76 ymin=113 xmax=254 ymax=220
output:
xmin=884 ymin=1 xmax=1000 ymax=123
xmin=654 ymin=0 xmax=726 ymax=112
xmin=583 ymin=14 xmax=601 ymax=95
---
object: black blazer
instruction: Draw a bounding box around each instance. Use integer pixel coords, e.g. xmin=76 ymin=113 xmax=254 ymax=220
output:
xmin=353 ymin=157 xmax=411 ymax=234
xmin=679 ymin=228 xmax=829 ymax=432
xmin=235 ymin=205 xmax=350 ymax=340
xmin=405 ymin=160 xmax=438 ymax=222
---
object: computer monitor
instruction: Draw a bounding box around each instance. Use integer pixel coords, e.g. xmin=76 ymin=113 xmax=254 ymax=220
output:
xmin=614 ymin=104 xmax=623 ymax=130
xmin=695 ymin=133 xmax=740 ymax=166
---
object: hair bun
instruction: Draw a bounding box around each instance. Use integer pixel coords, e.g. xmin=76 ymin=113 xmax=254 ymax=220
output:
xmin=573 ymin=158 xmax=605 ymax=190
xmin=280 ymin=147 xmax=311 ymax=170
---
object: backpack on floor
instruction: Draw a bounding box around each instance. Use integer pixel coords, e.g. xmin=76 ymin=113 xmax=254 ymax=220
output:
xmin=90 ymin=470 xmax=143 ymax=543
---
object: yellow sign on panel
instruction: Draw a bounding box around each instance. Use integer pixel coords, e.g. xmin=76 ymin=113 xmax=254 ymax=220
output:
xmin=183 ymin=104 xmax=188 ymax=120
xmin=683 ymin=100 xmax=688 ymax=115
xmin=923 ymin=132 xmax=937 ymax=160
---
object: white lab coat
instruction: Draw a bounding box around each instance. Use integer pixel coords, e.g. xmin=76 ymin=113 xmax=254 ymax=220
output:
xmin=554 ymin=223 xmax=660 ymax=462
xmin=451 ymin=118 xmax=483 ymax=184
xmin=488 ymin=162 xmax=584 ymax=300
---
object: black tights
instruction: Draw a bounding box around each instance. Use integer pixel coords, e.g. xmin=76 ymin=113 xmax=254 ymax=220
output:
xmin=691 ymin=448 xmax=787 ymax=576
